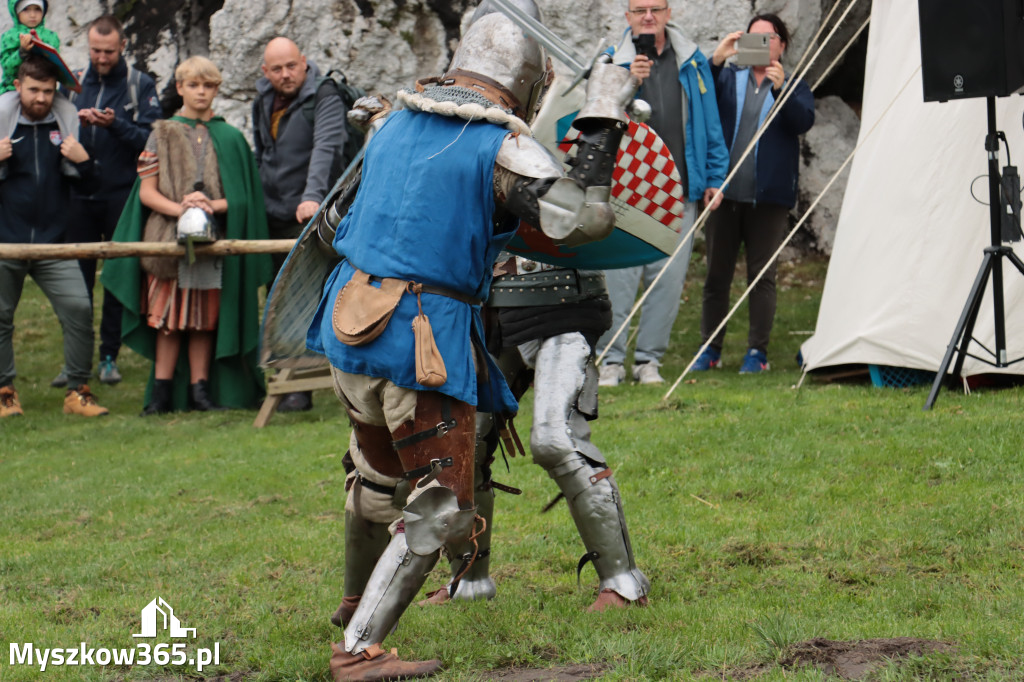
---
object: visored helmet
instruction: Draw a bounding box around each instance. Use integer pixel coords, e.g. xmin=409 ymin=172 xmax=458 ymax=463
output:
xmin=442 ymin=0 xmax=551 ymax=122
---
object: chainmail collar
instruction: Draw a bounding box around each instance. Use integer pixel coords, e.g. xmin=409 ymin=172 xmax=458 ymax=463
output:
xmin=397 ymin=83 xmax=533 ymax=137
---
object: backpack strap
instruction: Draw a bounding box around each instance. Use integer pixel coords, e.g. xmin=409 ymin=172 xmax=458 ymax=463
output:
xmin=126 ymin=63 xmax=142 ymax=122
xmin=300 ymin=75 xmax=340 ymax=127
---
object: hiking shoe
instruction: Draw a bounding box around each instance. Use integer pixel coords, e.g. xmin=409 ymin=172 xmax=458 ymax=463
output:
xmin=63 ymin=385 xmax=110 ymax=417
xmin=632 ymin=362 xmax=664 ymax=385
xmin=0 ymin=385 xmax=23 ymax=418
xmin=692 ymin=347 xmax=722 ymax=371
xmin=598 ymin=363 xmax=626 ymax=387
xmin=50 ymin=368 xmax=68 ymax=388
xmin=98 ymin=356 xmax=122 ymax=385
xmin=739 ymin=348 xmax=769 ymax=374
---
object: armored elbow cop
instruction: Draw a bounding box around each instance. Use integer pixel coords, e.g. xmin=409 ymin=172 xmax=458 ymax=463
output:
xmin=499 ymin=62 xmax=637 ymax=246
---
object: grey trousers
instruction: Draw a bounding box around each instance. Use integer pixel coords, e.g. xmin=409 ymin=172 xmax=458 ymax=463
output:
xmin=599 ymin=201 xmax=697 ymax=366
xmin=0 ymin=259 xmax=94 ymax=388
xmin=700 ymin=199 xmax=790 ymax=353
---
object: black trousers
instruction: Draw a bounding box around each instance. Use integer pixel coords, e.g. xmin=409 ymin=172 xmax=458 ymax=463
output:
xmin=68 ymin=190 xmax=132 ymax=360
xmin=700 ymin=199 xmax=790 ymax=353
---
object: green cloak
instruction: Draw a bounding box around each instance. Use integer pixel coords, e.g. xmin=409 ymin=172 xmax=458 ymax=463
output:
xmin=102 ymin=115 xmax=273 ymax=411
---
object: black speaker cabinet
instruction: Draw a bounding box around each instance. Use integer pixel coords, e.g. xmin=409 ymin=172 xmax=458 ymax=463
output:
xmin=918 ymin=0 xmax=1024 ymax=102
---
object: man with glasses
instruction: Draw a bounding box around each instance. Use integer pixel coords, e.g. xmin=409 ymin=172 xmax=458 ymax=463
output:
xmin=597 ymin=0 xmax=729 ymax=386
xmin=693 ymin=13 xmax=814 ymax=374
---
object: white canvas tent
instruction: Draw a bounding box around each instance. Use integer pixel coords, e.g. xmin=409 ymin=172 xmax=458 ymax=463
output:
xmin=800 ymin=0 xmax=1024 ymax=377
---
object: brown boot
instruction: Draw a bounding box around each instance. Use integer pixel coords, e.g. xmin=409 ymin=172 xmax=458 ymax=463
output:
xmin=329 ymin=642 xmax=441 ymax=681
xmin=0 ymin=385 xmax=23 ymax=418
xmin=330 ymin=595 xmax=362 ymax=628
xmin=587 ymin=588 xmax=649 ymax=612
xmin=416 ymin=587 xmax=450 ymax=607
xmin=63 ymin=384 xmax=109 ymax=417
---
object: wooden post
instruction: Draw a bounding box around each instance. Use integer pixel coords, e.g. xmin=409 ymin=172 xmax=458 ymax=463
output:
xmin=0 ymin=239 xmax=296 ymax=260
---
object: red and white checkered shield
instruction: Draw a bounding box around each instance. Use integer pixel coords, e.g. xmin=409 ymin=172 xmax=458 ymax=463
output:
xmin=505 ymin=76 xmax=685 ymax=269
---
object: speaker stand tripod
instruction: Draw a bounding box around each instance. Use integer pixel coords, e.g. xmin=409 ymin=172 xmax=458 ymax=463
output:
xmin=924 ymin=96 xmax=1024 ymax=409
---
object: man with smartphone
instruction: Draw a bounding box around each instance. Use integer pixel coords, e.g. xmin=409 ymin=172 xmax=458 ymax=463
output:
xmin=692 ymin=14 xmax=814 ymax=374
xmin=597 ymin=0 xmax=729 ymax=387
xmin=61 ymin=15 xmax=160 ymax=387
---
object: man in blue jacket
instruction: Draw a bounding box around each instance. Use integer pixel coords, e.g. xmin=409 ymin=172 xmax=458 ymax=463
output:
xmin=0 ymin=56 xmax=109 ymax=418
xmin=693 ymin=13 xmax=814 ymax=374
xmin=598 ymin=0 xmax=729 ymax=386
xmin=64 ymin=14 xmax=160 ymax=386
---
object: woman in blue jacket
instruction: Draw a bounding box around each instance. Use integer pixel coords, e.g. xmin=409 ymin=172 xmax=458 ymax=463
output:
xmin=694 ymin=13 xmax=815 ymax=374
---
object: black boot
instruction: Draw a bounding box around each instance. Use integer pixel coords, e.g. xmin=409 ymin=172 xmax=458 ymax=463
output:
xmin=190 ymin=379 xmax=226 ymax=411
xmin=142 ymin=379 xmax=174 ymax=416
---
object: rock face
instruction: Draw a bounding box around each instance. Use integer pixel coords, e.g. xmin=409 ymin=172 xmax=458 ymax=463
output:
xmin=0 ymin=0 xmax=868 ymax=254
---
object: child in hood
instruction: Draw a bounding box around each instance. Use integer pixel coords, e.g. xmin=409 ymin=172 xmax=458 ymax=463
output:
xmin=0 ymin=0 xmax=77 ymax=159
xmin=1 ymin=0 xmax=61 ymax=93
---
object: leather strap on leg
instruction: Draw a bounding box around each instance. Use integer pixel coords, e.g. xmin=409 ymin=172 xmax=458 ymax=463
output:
xmin=391 ymin=392 xmax=475 ymax=506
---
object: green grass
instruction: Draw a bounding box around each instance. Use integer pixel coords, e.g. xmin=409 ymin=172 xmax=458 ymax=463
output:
xmin=1 ymin=254 xmax=1023 ymax=681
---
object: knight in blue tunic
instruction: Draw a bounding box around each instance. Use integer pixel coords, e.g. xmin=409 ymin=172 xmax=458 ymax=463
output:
xmin=308 ymin=2 xmax=641 ymax=678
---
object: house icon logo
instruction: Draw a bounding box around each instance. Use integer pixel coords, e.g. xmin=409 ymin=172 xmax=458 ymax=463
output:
xmin=132 ymin=597 xmax=197 ymax=639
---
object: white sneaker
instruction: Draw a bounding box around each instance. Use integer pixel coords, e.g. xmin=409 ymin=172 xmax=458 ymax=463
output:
xmin=598 ymin=363 xmax=626 ymax=387
xmin=632 ymin=362 xmax=664 ymax=385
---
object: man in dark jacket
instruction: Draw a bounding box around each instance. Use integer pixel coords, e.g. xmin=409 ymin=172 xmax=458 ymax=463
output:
xmin=692 ymin=13 xmax=815 ymax=374
xmin=253 ymin=36 xmax=347 ymax=412
xmin=64 ymin=14 xmax=161 ymax=386
xmin=0 ymin=55 xmax=109 ymax=418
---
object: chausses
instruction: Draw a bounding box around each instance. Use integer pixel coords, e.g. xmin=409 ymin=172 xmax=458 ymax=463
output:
xmin=63 ymin=385 xmax=110 ymax=417
xmin=329 ymin=642 xmax=440 ymax=681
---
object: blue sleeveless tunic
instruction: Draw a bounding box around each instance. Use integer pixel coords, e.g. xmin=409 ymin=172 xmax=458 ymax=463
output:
xmin=307 ymin=109 xmax=518 ymax=413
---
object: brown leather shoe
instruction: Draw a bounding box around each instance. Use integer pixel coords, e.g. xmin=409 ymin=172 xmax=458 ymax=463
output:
xmin=63 ymin=384 xmax=110 ymax=417
xmin=0 ymin=385 xmax=23 ymax=418
xmin=330 ymin=595 xmax=362 ymax=628
xmin=329 ymin=642 xmax=441 ymax=681
xmin=587 ymin=588 xmax=649 ymax=612
xmin=416 ymin=586 xmax=450 ymax=607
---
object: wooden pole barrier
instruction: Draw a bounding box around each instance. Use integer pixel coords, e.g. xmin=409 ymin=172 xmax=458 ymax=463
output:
xmin=0 ymin=239 xmax=296 ymax=261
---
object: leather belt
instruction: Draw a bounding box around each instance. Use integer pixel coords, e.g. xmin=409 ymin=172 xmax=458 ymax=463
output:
xmin=488 ymin=270 xmax=607 ymax=307
xmin=367 ymin=274 xmax=482 ymax=306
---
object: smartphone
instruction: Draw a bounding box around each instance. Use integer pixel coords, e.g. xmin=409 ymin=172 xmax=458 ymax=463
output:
xmin=735 ymin=33 xmax=771 ymax=67
xmin=632 ymin=33 xmax=657 ymax=61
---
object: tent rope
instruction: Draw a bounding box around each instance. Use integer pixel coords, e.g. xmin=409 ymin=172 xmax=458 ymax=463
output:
xmin=664 ymin=66 xmax=923 ymax=401
xmin=811 ymin=18 xmax=871 ymax=92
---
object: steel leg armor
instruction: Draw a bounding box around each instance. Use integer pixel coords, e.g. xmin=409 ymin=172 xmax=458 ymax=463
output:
xmin=343 ymin=392 xmax=479 ymax=655
xmin=528 ymin=332 xmax=650 ymax=603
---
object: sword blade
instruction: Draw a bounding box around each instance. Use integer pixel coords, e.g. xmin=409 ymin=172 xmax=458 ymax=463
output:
xmin=487 ymin=0 xmax=589 ymax=77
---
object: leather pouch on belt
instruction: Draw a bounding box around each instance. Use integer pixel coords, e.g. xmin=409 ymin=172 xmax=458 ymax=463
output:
xmin=411 ymin=287 xmax=447 ymax=387
xmin=332 ymin=268 xmax=406 ymax=346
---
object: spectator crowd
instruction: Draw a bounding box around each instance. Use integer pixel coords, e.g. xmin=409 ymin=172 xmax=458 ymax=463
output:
xmin=0 ymin=4 xmax=813 ymax=422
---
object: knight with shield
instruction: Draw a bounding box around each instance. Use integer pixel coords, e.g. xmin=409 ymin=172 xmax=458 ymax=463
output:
xmin=300 ymin=1 xmax=646 ymax=678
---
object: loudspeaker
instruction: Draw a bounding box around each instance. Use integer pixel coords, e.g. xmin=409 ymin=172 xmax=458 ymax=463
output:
xmin=918 ymin=0 xmax=1024 ymax=102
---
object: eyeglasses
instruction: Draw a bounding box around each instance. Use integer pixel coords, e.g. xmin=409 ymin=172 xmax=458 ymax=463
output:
xmin=628 ymin=6 xmax=669 ymax=16
xmin=752 ymin=32 xmax=782 ymax=41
